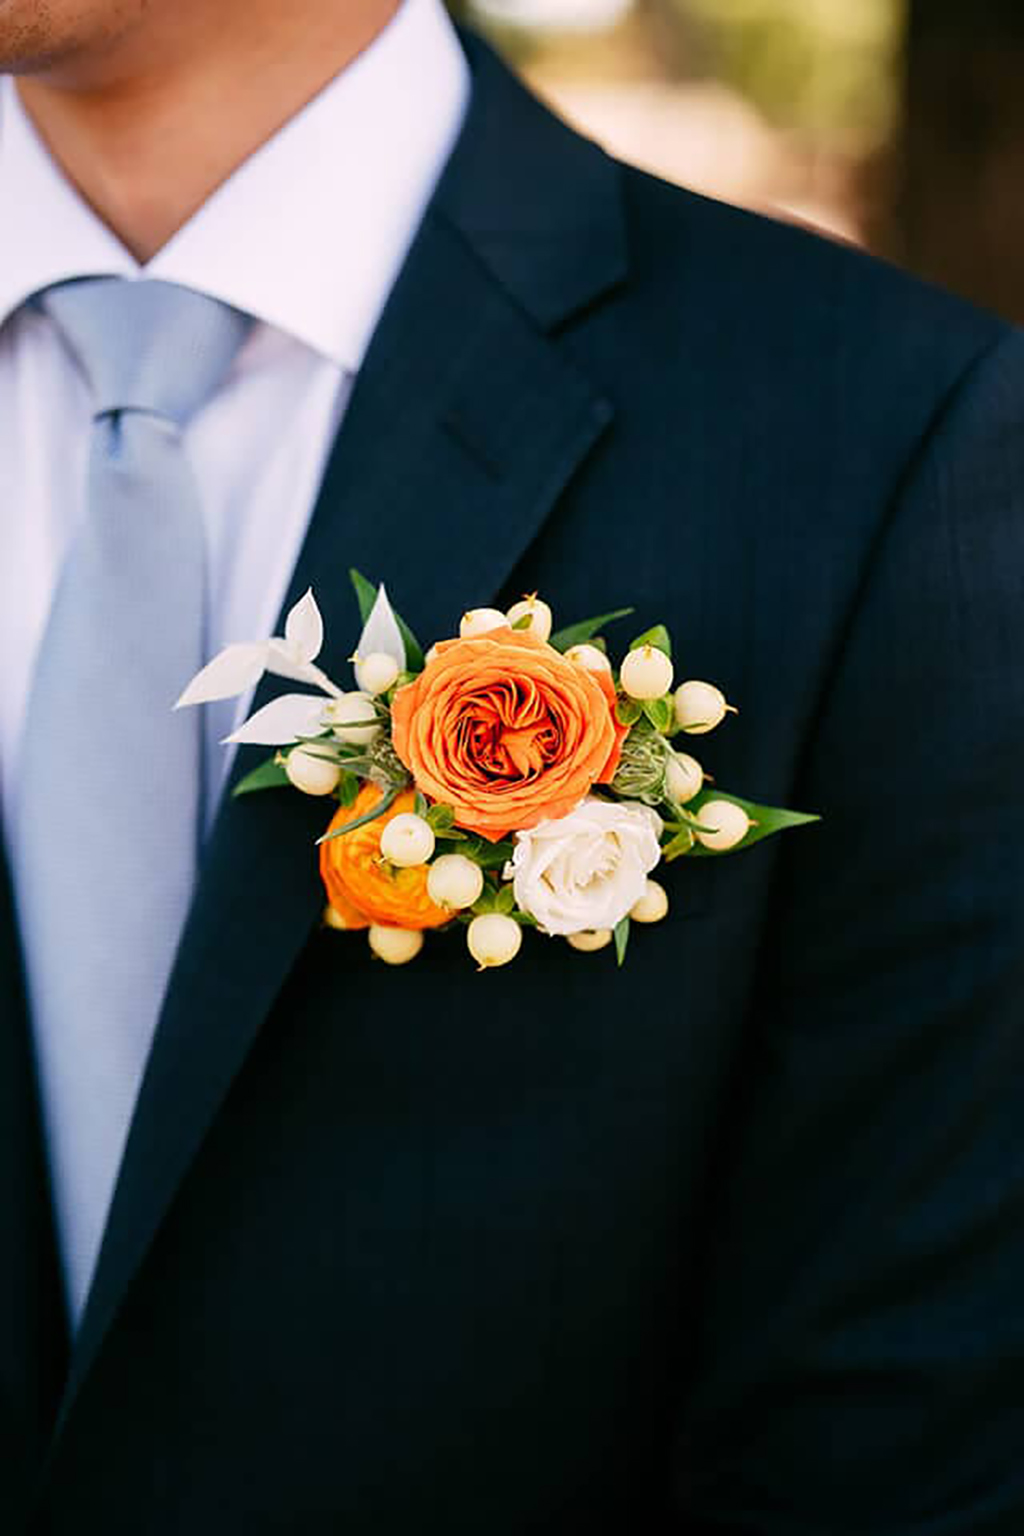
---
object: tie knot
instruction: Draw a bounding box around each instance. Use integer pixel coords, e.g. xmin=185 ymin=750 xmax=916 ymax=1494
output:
xmin=39 ymin=277 xmax=253 ymax=427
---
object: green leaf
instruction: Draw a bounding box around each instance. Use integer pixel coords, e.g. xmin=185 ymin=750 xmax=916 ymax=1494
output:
xmin=471 ymin=886 xmax=497 ymax=916
xmin=414 ymin=791 xmax=428 ymax=817
xmin=426 ymin=802 xmax=456 ymax=833
xmin=661 ymin=827 xmax=695 ymax=862
xmin=349 ymin=567 xmax=377 ymax=624
xmin=434 ymin=832 xmax=468 ymax=852
xmin=629 ymin=623 xmax=672 ymax=658
xmin=511 ymin=612 xmax=533 ymax=631
xmin=395 ymin=615 xmax=425 ymax=674
xmin=494 ymin=884 xmax=517 ymax=915
xmin=684 ymin=788 xmax=821 ymax=858
xmin=232 ymin=756 xmax=291 ymax=798
xmin=316 ymin=786 xmax=401 ymax=844
xmin=460 ymin=837 xmax=515 ymax=871
xmin=349 ymin=568 xmax=425 ymax=672
xmin=615 ymin=697 xmax=643 ymax=728
xmin=642 ymin=696 xmax=675 ymax=734
xmin=338 ymin=770 xmax=360 ymax=808
xmin=550 ymin=608 xmax=635 ymax=653
xmin=614 ymin=917 xmax=630 ymax=968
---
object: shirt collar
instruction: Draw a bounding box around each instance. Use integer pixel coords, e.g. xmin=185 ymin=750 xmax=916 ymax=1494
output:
xmin=0 ymin=0 xmax=470 ymax=371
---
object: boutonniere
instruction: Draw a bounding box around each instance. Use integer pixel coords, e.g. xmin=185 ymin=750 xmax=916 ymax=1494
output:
xmin=177 ymin=575 xmax=817 ymax=970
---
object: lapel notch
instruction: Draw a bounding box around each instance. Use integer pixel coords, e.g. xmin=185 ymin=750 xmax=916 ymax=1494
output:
xmin=444 ymin=32 xmax=628 ymax=333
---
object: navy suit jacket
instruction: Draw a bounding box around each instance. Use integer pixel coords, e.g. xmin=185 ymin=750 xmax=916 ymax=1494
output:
xmin=5 ymin=33 xmax=1024 ymax=1535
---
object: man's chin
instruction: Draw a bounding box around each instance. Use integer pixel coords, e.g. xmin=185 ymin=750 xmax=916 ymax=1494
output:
xmin=0 ymin=28 xmax=78 ymax=78
xmin=0 ymin=0 xmax=136 ymax=79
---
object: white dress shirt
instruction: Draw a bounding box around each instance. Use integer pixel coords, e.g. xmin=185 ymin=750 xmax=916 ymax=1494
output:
xmin=0 ymin=0 xmax=469 ymax=837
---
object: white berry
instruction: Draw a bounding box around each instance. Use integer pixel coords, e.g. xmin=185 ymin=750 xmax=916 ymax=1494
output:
xmin=368 ymin=926 xmax=424 ymax=965
xmin=379 ymin=813 xmax=436 ymax=868
xmin=427 ymin=854 xmax=485 ymax=911
xmin=323 ymin=690 xmax=381 ymax=746
xmin=674 ymin=680 xmax=729 ymax=735
xmin=567 ymin=928 xmax=613 ymax=952
xmin=355 ymin=650 xmax=400 ymax=696
xmin=630 ymin=879 xmax=669 ymax=924
xmin=664 ymin=752 xmax=703 ymax=805
xmin=694 ymin=799 xmax=750 ymax=852
xmin=467 ymin=913 xmax=522 ymax=969
xmin=460 ymin=608 xmax=508 ymax=639
xmin=285 ymin=746 xmax=341 ymax=796
xmin=620 ymin=645 xmax=674 ymax=700
xmin=564 ymin=643 xmax=611 ymax=674
xmin=505 ymin=596 xmax=553 ymax=643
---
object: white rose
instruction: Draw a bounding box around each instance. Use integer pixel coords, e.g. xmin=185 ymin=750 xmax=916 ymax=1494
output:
xmin=505 ymin=797 xmax=663 ymax=937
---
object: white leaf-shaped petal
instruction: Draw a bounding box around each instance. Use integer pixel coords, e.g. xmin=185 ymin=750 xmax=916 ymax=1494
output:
xmin=176 ymin=643 xmax=268 ymax=708
xmin=224 ymin=693 xmax=327 ymax=746
xmin=284 ymin=588 xmax=324 ymax=664
xmin=356 ymin=583 xmax=405 ymax=671
xmin=264 ymin=639 xmax=329 ymax=687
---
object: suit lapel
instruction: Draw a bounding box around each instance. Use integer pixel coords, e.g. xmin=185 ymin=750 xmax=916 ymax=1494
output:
xmin=0 ymin=845 xmax=68 ymax=1475
xmin=55 ymin=38 xmax=626 ymax=1431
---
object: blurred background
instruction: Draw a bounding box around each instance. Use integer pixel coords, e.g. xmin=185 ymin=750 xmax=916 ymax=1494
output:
xmin=448 ymin=0 xmax=1024 ymax=325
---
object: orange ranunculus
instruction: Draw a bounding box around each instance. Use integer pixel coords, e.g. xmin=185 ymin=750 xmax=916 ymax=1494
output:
xmin=319 ymin=784 xmax=450 ymax=931
xmin=322 ymin=887 xmax=370 ymax=932
xmin=389 ymin=626 xmax=628 ymax=842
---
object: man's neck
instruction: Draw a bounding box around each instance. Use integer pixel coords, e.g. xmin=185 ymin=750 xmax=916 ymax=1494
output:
xmin=16 ymin=0 xmax=400 ymax=264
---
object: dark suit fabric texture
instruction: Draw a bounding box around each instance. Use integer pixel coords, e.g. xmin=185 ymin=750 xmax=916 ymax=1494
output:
xmin=3 ymin=31 xmax=1024 ymax=1536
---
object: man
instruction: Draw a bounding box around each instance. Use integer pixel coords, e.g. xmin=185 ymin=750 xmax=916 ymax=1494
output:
xmin=1 ymin=0 xmax=1022 ymax=1529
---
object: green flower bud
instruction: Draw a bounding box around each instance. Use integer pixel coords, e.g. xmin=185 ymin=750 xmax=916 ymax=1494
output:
xmin=366 ymin=731 xmax=411 ymax=791
xmin=610 ymin=725 xmax=670 ymax=804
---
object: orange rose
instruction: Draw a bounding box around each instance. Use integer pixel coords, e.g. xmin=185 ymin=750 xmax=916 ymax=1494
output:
xmin=320 ymin=785 xmax=450 ymax=931
xmin=390 ymin=627 xmax=628 ymax=842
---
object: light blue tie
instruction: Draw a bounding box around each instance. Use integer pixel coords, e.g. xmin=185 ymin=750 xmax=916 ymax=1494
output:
xmin=11 ymin=278 xmax=252 ymax=1326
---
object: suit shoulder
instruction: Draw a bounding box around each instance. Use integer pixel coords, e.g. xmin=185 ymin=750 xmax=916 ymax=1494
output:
xmin=615 ymin=160 xmax=1008 ymax=394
